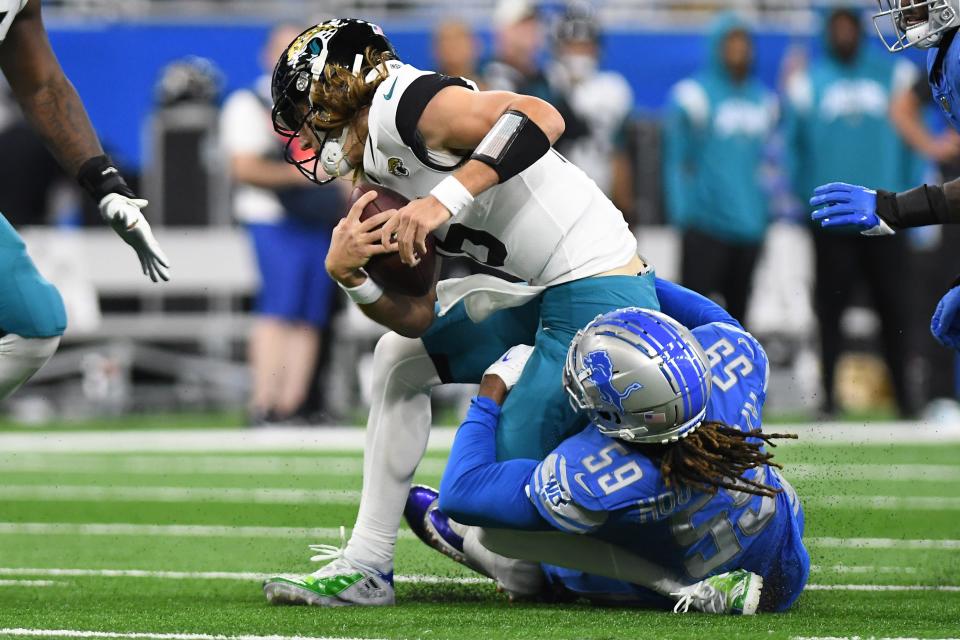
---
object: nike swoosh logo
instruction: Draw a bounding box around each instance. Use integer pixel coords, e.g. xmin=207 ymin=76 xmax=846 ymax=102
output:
xmin=573 ymin=473 xmax=594 ymax=495
xmin=383 ymin=78 xmax=398 ymax=100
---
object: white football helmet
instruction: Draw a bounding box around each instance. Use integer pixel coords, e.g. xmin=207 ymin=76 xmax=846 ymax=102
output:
xmin=874 ymin=0 xmax=960 ymax=52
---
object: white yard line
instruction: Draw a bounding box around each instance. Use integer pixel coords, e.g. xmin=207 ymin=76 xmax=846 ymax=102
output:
xmin=0 ymin=486 xmax=360 ymax=505
xmin=0 ymin=568 xmax=488 ymax=585
xmin=804 ymin=584 xmax=960 ymax=592
xmin=4 ymin=523 xmax=958 ymax=550
xmin=808 ymin=537 xmax=960 ymax=550
xmin=787 ymin=463 xmax=960 ymax=482
xmin=793 ymin=637 xmax=960 ymax=640
xmin=807 ymin=495 xmax=960 ymax=511
xmin=809 ymin=565 xmax=920 ymax=575
xmin=0 ymin=567 xmax=954 ymax=592
xmin=0 ymin=456 xmax=448 ymax=477
xmin=0 ymin=428 xmax=455 ymax=453
xmin=0 ymin=580 xmax=61 ymax=587
xmin=0 ymin=630 xmax=383 ymax=640
xmin=8 ymin=485 xmax=960 ymax=511
xmin=1 ymin=421 xmax=959 ymax=454
xmin=0 ymin=522 xmax=415 ymax=540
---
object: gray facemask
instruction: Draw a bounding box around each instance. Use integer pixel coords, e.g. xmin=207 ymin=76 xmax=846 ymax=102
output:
xmin=874 ymin=0 xmax=960 ymax=51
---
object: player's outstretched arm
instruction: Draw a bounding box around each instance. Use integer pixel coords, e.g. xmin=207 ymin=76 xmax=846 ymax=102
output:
xmin=326 ymin=191 xmax=437 ymax=338
xmin=381 ymin=87 xmax=566 ymax=266
xmin=0 ymin=0 xmax=169 ymax=281
xmin=810 ymin=179 xmax=960 ymax=236
xmin=439 ymin=346 xmax=549 ymax=530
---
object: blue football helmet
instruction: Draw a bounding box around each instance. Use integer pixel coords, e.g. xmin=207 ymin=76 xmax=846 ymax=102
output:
xmin=563 ymin=308 xmax=712 ymax=444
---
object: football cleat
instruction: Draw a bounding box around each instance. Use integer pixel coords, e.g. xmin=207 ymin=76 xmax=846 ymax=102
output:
xmin=403 ymin=484 xmax=483 ymax=573
xmin=263 ymin=527 xmax=394 ymax=607
xmin=404 ymin=485 xmax=545 ymax=600
xmin=671 ymin=569 xmax=763 ymax=615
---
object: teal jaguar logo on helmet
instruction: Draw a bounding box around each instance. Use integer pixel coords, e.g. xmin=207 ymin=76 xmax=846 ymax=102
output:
xmin=583 ymin=350 xmax=643 ymax=412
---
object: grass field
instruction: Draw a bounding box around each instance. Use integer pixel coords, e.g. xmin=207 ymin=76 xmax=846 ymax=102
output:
xmin=0 ymin=425 xmax=958 ymax=640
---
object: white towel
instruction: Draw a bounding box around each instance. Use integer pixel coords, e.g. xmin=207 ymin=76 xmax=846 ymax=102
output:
xmin=436 ymin=274 xmax=546 ymax=323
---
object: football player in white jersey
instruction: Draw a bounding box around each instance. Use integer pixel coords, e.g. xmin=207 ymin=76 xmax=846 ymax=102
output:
xmin=0 ymin=0 xmax=169 ymax=400
xmin=262 ymin=19 xmax=658 ymax=607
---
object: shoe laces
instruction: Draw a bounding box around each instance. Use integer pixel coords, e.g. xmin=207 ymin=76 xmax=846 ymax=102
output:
xmin=671 ymin=582 xmax=720 ymax=613
xmin=308 ymin=525 xmax=347 ymax=563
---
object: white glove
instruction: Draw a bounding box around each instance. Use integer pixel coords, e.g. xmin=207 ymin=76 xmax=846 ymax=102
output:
xmin=483 ymin=344 xmax=534 ymax=390
xmin=99 ymin=193 xmax=171 ymax=282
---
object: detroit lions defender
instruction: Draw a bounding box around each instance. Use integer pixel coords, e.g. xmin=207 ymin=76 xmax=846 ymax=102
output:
xmin=263 ymin=19 xmax=657 ymax=606
xmin=811 ymin=2 xmax=960 ymax=351
xmin=407 ymin=287 xmax=807 ymax=614
xmin=0 ymin=0 xmax=169 ymax=400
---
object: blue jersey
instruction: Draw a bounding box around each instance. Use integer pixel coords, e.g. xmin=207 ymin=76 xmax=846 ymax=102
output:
xmin=928 ymin=31 xmax=960 ymax=130
xmin=527 ymin=321 xmax=804 ymax=587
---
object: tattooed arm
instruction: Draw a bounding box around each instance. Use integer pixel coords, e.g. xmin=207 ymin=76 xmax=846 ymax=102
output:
xmin=0 ymin=0 xmax=103 ymax=175
xmin=0 ymin=0 xmax=171 ymax=281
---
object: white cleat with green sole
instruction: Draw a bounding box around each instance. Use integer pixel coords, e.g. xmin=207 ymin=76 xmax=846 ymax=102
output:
xmin=263 ymin=532 xmax=395 ymax=607
xmin=671 ymin=569 xmax=763 ymax=615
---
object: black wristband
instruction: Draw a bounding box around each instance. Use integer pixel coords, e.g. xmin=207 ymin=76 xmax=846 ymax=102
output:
xmin=951 ymin=273 xmax=960 ymax=290
xmin=470 ymin=110 xmax=551 ymax=183
xmin=77 ymin=155 xmax=136 ymax=203
xmin=876 ymin=184 xmax=950 ymax=229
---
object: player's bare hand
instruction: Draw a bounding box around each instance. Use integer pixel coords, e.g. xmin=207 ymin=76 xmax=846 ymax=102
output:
xmin=325 ymin=190 xmax=395 ymax=285
xmin=380 ymin=195 xmax=451 ymax=266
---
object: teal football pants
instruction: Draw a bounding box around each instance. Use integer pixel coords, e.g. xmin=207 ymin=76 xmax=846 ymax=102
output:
xmin=0 ymin=213 xmax=67 ymax=338
xmin=421 ymin=273 xmax=659 ymax=460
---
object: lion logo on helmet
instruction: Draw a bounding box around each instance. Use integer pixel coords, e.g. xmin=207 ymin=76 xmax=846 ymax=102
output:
xmin=583 ymin=350 xmax=643 ymax=412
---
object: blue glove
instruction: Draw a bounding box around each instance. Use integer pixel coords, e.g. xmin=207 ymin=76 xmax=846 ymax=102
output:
xmin=931 ymin=286 xmax=960 ymax=351
xmin=810 ymin=182 xmax=895 ymax=236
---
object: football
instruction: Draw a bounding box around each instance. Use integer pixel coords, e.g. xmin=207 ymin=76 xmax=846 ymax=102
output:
xmin=348 ymin=183 xmax=438 ymax=297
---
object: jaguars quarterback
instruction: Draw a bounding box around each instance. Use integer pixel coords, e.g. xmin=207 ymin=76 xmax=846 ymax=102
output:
xmin=263 ymin=18 xmax=658 ymax=607
xmin=0 ymin=0 xmax=169 ymax=400
xmin=402 ymin=283 xmax=807 ymax=614
xmin=811 ymin=1 xmax=960 ymax=352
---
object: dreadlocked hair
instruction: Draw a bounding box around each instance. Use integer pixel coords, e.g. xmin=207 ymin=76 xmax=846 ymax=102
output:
xmin=652 ymin=421 xmax=797 ymax=498
xmin=308 ymin=46 xmax=395 ymax=132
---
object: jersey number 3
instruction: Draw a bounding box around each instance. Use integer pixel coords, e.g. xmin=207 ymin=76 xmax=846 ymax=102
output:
xmin=435 ymin=223 xmax=508 ymax=267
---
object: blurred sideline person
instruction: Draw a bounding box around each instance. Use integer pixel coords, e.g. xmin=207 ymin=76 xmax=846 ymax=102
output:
xmin=889 ymin=75 xmax=960 ymax=403
xmin=810 ymin=1 xmax=960 ymax=356
xmin=0 ymin=0 xmax=169 ymax=402
xmin=481 ymin=0 xmax=546 ymax=94
xmin=260 ymin=18 xmax=654 ymax=607
xmin=219 ymin=25 xmax=341 ymax=425
xmin=432 ymin=19 xmax=483 ymax=88
xmin=481 ymin=0 xmax=587 ymax=151
xmin=663 ymin=14 xmax=777 ymax=323
xmin=547 ymin=1 xmax=635 ymax=217
xmin=408 ymin=296 xmax=806 ymax=614
xmin=785 ymin=7 xmax=918 ymax=417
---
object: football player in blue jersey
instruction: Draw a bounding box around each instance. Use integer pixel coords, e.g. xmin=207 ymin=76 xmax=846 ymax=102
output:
xmin=0 ymin=0 xmax=169 ymax=400
xmin=811 ymin=2 xmax=960 ymax=351
xmin=402 ymin=283 xmax=808 ymax=614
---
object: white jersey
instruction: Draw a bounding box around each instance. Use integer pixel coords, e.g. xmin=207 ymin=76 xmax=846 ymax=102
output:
xmin=362 ymin=62 xmax=637 ymax=288
xmin=0 ymin=0 xmax=28 ymax=43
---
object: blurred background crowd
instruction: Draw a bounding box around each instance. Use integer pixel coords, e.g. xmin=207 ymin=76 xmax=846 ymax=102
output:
xmin=3 ymin=0 xmax=958 ymax=426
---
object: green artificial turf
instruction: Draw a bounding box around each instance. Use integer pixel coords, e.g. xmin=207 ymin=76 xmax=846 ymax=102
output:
xmin=0 ymin=436 xmax=957 ymax=640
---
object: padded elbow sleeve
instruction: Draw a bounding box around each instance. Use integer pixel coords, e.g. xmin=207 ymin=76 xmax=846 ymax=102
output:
xmin=470 ymin=110 xmax=551 ymax=183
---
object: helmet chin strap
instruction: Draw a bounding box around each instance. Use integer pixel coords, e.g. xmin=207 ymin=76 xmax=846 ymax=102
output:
xmin=320 ymin=126 xmax=354 ymax=177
